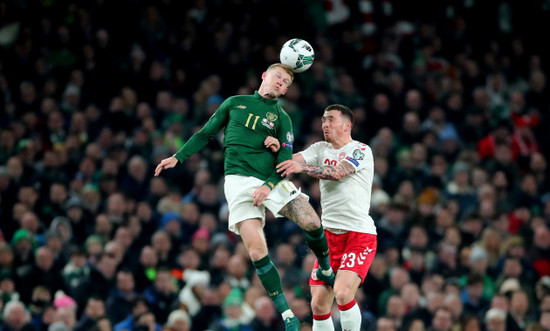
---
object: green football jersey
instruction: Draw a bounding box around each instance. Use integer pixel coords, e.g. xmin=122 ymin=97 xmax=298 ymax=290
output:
xmin=174 ymin=91 xmax=295 ymax=189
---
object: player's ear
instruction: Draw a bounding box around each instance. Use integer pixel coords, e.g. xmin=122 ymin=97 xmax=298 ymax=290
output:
xmin=261 ymin=71 xmax=267 ymax=80
xmin=281 ymin=87 xmax=288 ymax=95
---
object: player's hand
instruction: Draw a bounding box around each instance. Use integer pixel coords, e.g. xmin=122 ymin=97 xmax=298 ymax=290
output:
xmin=276 ymin=160 xmax=304 ymax=177
xmin=264 ymin=136 xmax=280 ymax=153
xmin=154 ymin=156 xmax=178 ymax=176
xmin=253 ymin=185 xmax=271 ymax=206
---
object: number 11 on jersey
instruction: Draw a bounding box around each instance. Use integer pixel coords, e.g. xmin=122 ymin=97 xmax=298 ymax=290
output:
xmin=245 ymin=113 xmax=260 ymax=130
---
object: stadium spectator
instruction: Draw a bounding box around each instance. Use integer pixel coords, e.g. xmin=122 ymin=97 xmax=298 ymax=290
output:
xmin=1 ymin=1 xmax=550 ymax=330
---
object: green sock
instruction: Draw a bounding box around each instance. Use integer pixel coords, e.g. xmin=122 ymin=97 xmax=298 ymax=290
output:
xmin=252 ymin=255 xmax=290 ymax=313
xmin=305 ymin=226 xmax=331 ymax=271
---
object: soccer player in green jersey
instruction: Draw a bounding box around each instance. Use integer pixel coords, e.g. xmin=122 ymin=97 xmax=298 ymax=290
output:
xmin=154 ymin=63 xmax=335 ymax=330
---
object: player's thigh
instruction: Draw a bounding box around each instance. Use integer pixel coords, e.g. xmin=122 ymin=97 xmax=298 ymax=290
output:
xmin=263 ymin=179 xmax=307 ymax=216
xmin=224 ymin=175 xmax=266 ymax=234
xmin=334 ymin=270 xmax=362 ymax=299
xmin=270 ymin=187 xmax=319 ymax=230
xmin=337 ymin=232 xmax=377 ymax=284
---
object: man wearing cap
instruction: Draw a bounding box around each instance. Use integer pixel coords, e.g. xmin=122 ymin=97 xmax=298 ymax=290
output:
xmin=1 ymin=300 xmax=36 ymax=331
xmin=165 ymin=309 xmax=191 ymax=331
xmin=211 ymin=288 xmax=252 ymax=331
xmin=11 ymin=229 xmax=35 ymax=270
xmin=160 ymin=212 xmax=183 ymax=247
xmin=81 ymin=183 xmax=101 ymax=214
xmin=485 ymin=308 xmax=507 ymax=331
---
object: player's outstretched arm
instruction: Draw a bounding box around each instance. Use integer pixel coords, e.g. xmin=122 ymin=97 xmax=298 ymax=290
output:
xmin=301 ymin=162 xmax=355 ymax=180
xmin=278 ymin=159 xmax=355 ymax=181
xmin=276 ymin=160 xmax=304 ymax=177
xmin=154 ymin=156 xmax=179 ymax=176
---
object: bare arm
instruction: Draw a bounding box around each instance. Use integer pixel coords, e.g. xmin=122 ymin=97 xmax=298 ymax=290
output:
xmin=277 ymin=157 xmax=356 ymax=181
xmin=302 ymin=161 xmax=356 ymax=181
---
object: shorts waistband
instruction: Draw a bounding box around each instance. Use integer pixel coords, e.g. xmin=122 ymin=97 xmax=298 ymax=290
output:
xmin=325 ymin=227 xmax=349 ymax=234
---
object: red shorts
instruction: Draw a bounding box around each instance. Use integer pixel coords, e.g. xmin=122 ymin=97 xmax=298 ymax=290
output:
xmin=309 ymin=230 xmax=377 ymax=286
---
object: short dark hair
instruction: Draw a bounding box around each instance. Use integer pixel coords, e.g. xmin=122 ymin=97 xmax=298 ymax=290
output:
xmin=131 ymin=295 xmax=150 ymax=310
xmin=466 ymin=273 xmax=484 ymax=286
xmin=325 ymin=104 xmax=354 ymax=125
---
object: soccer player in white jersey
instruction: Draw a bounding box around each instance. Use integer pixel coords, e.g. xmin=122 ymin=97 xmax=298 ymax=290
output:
xmin=276 ymin=104 xmax=377 ymax=331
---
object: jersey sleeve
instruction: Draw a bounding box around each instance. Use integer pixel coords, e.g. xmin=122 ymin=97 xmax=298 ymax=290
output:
xmin=299 ymin=142 xmax=324 ymax=166
xmin=174 ymin=98 xmax=231 ymax=163
xmin=263 ymin=109 xmax=294 ymax=189
xmin=341 ymin=143 xmax=373 ymax=172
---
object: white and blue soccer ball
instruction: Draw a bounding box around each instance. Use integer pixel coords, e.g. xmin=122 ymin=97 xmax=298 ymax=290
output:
xmin=279 ymin=38 xmax=315 ymax=73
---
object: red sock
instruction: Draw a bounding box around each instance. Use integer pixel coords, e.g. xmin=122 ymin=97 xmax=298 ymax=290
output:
xmin=338 ymin=299 xmax=356 ymax=311
xmin=313 ymin=312 xmax=332 ymax=321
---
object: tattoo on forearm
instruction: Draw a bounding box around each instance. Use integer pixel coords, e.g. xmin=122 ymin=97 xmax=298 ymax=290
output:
xmin=279 ymin=195 xmax=319 ymax=231
xmin=302 ymin=162 xmax=355 ymax=180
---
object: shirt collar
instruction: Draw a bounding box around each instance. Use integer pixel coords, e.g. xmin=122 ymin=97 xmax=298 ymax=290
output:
xmin=254 ymin=91 xmax=278 ymax=105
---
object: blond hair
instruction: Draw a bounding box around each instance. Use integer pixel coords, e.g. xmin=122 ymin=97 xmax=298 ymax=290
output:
xmin=267 ymin=63 xmax=294 ymax=85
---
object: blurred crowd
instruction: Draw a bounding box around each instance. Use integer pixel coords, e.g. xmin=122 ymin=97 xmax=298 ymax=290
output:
xmin=1 ymin=0 xmax=550 ymax=331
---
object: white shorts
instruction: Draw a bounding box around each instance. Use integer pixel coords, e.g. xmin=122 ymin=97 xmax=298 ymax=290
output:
xmin=223 ymin=175 xmax=309 ymax=234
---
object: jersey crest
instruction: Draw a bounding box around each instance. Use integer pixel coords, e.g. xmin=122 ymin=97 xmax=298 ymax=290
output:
xmin=266 ymin=112 xmax=278 ymax=122
xmin=262 ymin=112 xmax=277 ymax=129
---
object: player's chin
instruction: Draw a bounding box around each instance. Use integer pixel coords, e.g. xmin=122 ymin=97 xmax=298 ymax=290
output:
xmin=272 ymin=88 xmax=284 ymax=96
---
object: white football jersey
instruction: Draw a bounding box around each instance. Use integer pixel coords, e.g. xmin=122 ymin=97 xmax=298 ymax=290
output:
xmin=299 ymin=140 xmax=376 ymax=234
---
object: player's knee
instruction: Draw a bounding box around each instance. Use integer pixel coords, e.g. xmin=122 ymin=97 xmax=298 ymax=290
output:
xmin=301 ymin=218 xmax=321 ymax=231
xmin=248 ymin=247 xmax=268 ymax=261
xmin=303 ymin=214 xmax=322 ymax=231
xmin=311 ymin=294 xmax=332 ymax=314
xmin=311 ymin=216 xmax=322 ymax=228
xmin=334 ymin=288 xmax=355 ymax=306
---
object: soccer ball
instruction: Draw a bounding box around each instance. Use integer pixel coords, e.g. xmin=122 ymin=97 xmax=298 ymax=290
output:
xmin=279 ymin=38 xmax=315 ymax=73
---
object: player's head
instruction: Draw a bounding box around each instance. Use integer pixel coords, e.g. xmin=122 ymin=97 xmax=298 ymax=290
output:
xmin=322 ymin=104 xmax=353 ymax=143
xmin=325 ymin=104 xmax=354 ymax=125
xmin=267 ymin=63 xmax=294 ymax=84
xmin=259 ymin=64 xmax=294 ymax=99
